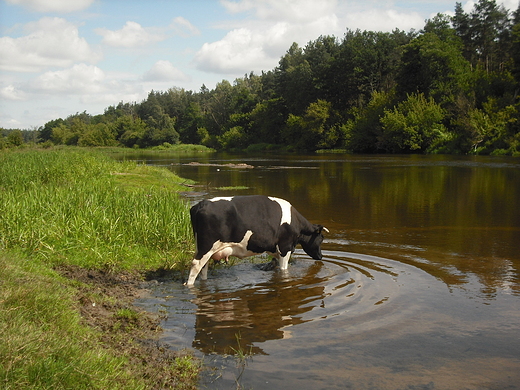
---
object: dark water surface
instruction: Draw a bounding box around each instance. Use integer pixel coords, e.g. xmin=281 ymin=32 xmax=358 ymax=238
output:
xmin=131 ymin=153 xmax=520 ymax=389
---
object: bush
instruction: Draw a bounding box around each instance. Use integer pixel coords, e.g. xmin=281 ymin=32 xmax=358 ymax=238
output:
xmin=379 ymin=93 xmax=450 ymax=153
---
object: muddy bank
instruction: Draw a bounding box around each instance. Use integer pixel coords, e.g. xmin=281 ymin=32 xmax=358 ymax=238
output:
xmin=56 ymin=265 xmax=197 ymax=390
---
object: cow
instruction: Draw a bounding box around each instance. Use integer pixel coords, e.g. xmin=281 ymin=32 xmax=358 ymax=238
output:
xmin=185 ymin=195 xmax=328 ymax=285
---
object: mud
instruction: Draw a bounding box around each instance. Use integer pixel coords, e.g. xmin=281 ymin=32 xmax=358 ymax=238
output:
xmin=55 ymin=265 xmax=196 ymax=390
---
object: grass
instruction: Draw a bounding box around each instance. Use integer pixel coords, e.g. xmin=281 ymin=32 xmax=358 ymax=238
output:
xmin=229 ymin=332 xmax=253 ymax=390
xmin=101 ymin=144 xmax=214 ymax=154
xmin=0 ymin=147 xmax=199 ymax=389
xmin=0 ymin=252 xmax=143 ymax=390
xmin=0 ymin=147 xmax=194 ymax=271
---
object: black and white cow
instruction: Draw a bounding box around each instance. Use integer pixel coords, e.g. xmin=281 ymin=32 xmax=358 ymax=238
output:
xmin=185 ymin=195 xmax=328 ymax=285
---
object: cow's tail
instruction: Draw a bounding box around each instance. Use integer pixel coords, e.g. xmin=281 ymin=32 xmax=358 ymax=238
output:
xmin=189 ymin=203 xmax=199 ymax=236
xmin=190 ymin=200 xmax=209 ymax=258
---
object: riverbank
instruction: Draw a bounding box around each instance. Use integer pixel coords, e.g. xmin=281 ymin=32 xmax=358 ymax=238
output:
xmin=0 ymin=147 xmax=201 ymax=389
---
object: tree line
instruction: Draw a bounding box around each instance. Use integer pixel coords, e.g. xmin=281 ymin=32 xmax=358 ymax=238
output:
xmin=2 ymin=0 xmax=519 ymax=155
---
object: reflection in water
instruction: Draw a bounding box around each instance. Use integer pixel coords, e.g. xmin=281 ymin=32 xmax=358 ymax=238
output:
xmin=191 ymin=261 xmax=326 ymax=354
xmin=122 ymin=152 xmax=520 ymax=298
xmin=128 ymin=153 xmax=520 ymax=389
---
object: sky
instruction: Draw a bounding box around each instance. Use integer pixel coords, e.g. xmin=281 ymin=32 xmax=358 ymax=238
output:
xmin=0 ymin=0 xmax=518 ymax=130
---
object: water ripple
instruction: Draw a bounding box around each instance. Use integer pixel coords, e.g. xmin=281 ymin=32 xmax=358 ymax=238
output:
xmin=138 ymin=249 xmax=434 ymax=355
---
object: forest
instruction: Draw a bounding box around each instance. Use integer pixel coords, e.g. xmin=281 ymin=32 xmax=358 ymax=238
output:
xmin=2 ymin=0 xmax=520 ymax=155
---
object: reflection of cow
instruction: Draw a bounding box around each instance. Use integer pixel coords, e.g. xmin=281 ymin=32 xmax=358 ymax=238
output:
xmin=192 ymin=261 xmax=327 ymax=355
xmin=185 ymin=195 xmax=328 ymax=285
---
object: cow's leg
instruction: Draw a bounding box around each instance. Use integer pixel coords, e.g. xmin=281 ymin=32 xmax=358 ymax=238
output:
xmin=186 ymin=254 xmax=212 ymax=285
xmin=278 ymin=252 xmax=291 ymax=270
xmin=201 ymin=261 xmax=209 ymax=280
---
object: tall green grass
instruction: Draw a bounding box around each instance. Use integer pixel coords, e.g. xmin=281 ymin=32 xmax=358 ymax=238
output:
xmin=0 ymin=148 xmax=198 ymax=389
xmin=0 ymin=148 xmax=193 ymax=270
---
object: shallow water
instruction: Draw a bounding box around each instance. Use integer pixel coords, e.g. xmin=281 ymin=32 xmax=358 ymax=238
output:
xmin=131 ymin=153 xmax=520 ymax=389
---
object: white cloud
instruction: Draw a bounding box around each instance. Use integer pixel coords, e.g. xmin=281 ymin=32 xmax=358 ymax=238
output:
xmin=142 ymin=60 xmax=191 ymax=82
xmin=195 ymin=28 xmax=273 ymax=74
xmin=0 ymin=85 xmax=26 ymax=101
xmin=461 ymin=0 xmax=517 ymax=12
xmin=96 ymin=21 xmax=165 ymax=48
xmin=4 ymin=0 xmax=94 ymax=13
xmin=31 ymin=64 xmax=106 ymax=95
xmin=342 ymin=9 xmax=424 ymax=33
xmin=221 ymin=0 xmax=337 ymax=23
xmin=0 ymin=17 xmax=101 ymax=73
xmin=194 ymin=4 xmax=342 ymax=74
xmin=170 ymin=16 xmax=200 ymax=37
xmin=197 ymin=0 xmax=431 ymax=75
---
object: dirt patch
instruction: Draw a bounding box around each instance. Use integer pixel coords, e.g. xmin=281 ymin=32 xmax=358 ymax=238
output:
xmin=55 ymin=265 xmax=197 ymax=389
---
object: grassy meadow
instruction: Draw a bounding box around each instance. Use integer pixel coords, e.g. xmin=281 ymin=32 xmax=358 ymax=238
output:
xmin=0 ymin=147 xmax=198 ymax=389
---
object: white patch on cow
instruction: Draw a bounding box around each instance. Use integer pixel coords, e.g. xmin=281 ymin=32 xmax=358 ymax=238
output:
xmin=209 ymin=196 xmax=234 ymax=202
xmin=268 ymin=196 xmax=292 ymax=225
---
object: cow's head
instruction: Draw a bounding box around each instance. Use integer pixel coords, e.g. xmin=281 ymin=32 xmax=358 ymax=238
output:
xmin=299 ymin=224 xmax=328 ymax=260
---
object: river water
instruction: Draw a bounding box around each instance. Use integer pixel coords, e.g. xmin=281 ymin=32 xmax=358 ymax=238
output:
xmin=130 ymin=152 xmax=520 ymax=389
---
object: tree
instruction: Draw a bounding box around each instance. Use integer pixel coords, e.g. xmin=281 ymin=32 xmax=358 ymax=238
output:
xmin=453 ymin=2 xmax=474 ymax=64
xmin=379 ymin=93 xmax=450 ymax=153
xmin=117 ymin=116 xmax=147 ymax=148
xmin=275 ymin=42 xmax=315 ymax=115
xmin=248 ymin=98 xmax=286 ymax=145
xmin=137 ymin=91 xmax=179 ymax=146
xmin=39 ymin=118 xmax=64 ymax=142
xmin=510 ymin=4 xmax=520 ymax=88
xmin=466 ymin=98 xmax=519 ymax=154
xmin=282 ymin=99 xmax=336 ymax=150
xmin=328 ymin=29 xmax=410 ymax=110
xmin=178 ymin=102 xmax=204 ymax=144
xmin=453 ymin=0 xmax=511 ymax=72
xmin=202 ymin=80 xmax=235 ymax=137
xmin=396 ymin=32 xmax=470 ymax=105
xmin=78 ymin=123 xmax=117 ymax=146
xmin=7 ymin=130 xmax=24 ymax=146
xmin=143 ymin=113 xmax=178 ymax=147
xmin=344 ymin=91 xmax=394 ymax=153
xmin=51 ymin=123 xmax=78 ymax=145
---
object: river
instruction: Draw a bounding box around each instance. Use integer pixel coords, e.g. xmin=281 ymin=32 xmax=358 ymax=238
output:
xmin=130 ymin=152 xmax=520 ymax=389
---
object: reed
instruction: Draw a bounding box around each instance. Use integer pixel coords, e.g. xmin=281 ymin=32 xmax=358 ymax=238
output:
xmin=0 ymin=148 xmax=193 ymax=271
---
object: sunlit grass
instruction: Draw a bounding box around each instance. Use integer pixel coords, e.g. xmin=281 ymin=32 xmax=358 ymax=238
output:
xmin=0 ymin=147 xmax=198 ymax=389
xmin=0 ymin=148 xmax=194 ymax=271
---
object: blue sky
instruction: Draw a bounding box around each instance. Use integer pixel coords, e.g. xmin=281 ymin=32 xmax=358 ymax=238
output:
xmin=0 ymin=0 xmax=518 ymax=129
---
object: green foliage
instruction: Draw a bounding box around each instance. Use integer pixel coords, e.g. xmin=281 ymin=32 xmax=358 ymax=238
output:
xmin=467 ymin=99 xmax=520 ymax=154
xmin=282 ymin=99 xmax=340 ymax=150
xmin=0 ymin=253 xmax=145 ymax=390
xmin=78 ymin=123 xmax=118 ymax=146
xmin=219 ymin=126 xmax=247 ymax=149
xmin=7 ymin=130 xmax=24 ymax=146
xmin=397 ymin=31 xmax=471 ymax=104
xmin=344 ymin=91 xmax=394 ymax=152
xmin=379 ymin=93 xmax=451 ymax=153
xmin=10 ymin=0 xmax=516 ymax=155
